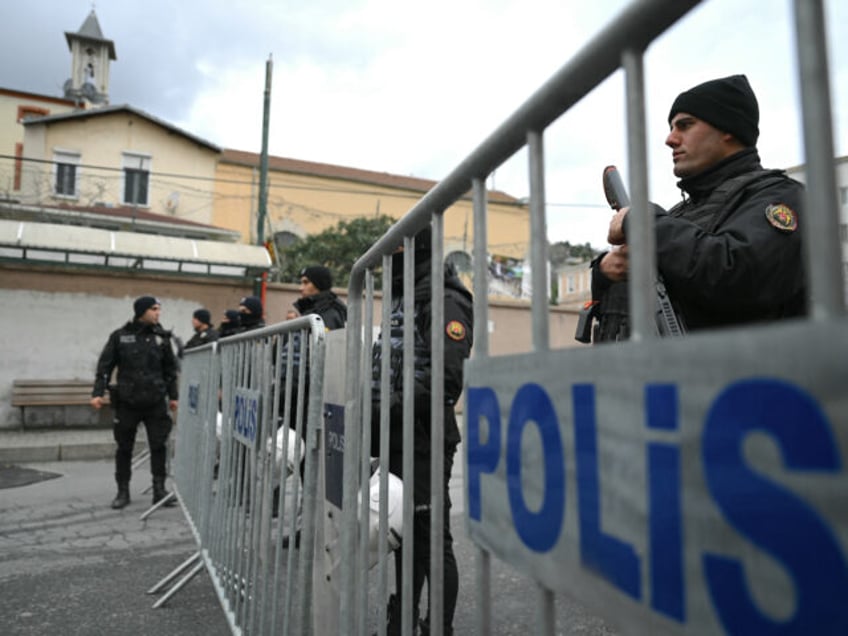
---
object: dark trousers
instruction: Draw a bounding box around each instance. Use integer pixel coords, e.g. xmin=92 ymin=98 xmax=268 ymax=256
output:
xmin=389 ymin=439 xmax=459 ymax=630
xmin=113 ymin=401 xmax=173 ymax=483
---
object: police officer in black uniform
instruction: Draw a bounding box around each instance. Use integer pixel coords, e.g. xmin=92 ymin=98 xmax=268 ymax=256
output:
xmin=279 ymin=265 xmax=347 ymax=423
xmin=238 ymin=295 xmax=266 ymax=332
xmin=591 ymin=74 xmax=805 ymax=338
xmin=219 ymin=308 xmax=242 ymax=338
xmin=90 ymin=296 xmax=179 ymax=509
xmin=184 ymin=308 xmax=219 ymax=351
xmin=371 ymin=227 xmax=473 ymax=636
xmin=293 ymin=265 xmax=347 ymax=329
xmin=273 ymin=266 xmax=348 ymax=532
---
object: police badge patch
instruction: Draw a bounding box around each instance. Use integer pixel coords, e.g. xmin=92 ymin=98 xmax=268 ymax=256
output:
xmin=765 ymin=204 xmax=798 ymax=232
xmin=445 ymin=320 xmax=466 ymax=341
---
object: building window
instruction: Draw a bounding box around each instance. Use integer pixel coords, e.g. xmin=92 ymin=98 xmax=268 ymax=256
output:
xmin=53 ymin=150 xmax=80 ymax=198
xmin=840 ymin=223 xmax=847 ymax=243
xmin=273 ymin=230 xmax=300 ymax=251
xmin=123 ymin=153 xmax=151 ymax=206
xmin=840 ymin=186 xmax=847 ymax=207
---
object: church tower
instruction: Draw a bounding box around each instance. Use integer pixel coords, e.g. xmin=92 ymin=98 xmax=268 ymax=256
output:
xmin=63 ymin=9 xmax=117 ymax=106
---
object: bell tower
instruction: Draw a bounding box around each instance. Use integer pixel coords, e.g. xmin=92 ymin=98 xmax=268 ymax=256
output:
xmin=63 ymin=9 xmax=117 ymax=106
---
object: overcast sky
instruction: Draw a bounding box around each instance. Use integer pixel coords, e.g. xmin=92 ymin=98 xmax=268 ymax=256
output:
xmin=2 ymin=0 xmax=845 ymax=249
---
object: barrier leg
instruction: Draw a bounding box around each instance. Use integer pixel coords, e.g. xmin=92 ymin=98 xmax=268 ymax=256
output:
xmin=132 ymin=449 xmax=151 ymax=470
xmin=139 ymin=490 xmax=177 ymax=521
xmin=147 ymin=551 xmax=201 ymax=595
xmin=151 ymin=560 xmax=206 ymax=609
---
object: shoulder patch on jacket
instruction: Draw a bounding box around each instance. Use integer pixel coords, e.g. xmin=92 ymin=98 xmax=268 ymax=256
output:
xmin=445 ymin=320 xmax=466 ymax=341
xmin=765 ymin=204 xmax=798 ymax=232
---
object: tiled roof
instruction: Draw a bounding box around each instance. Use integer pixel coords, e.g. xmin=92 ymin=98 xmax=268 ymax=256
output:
xmin=220 ymin=149 xmax=522 ymax=204
xmin=52 ymin=202 xmax=223 ymax=230
xmin=22 ymin=104 xmax=220 ymax=152
xmin=0 ymin=87 xmax=77 ymax=107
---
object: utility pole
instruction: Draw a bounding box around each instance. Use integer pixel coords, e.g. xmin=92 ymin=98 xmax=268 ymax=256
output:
xmin=255 ymin=54 xmax=272 ymax=296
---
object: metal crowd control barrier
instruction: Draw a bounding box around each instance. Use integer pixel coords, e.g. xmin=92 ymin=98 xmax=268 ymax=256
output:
xmin=151 ymin=0 xmax=844 ymax=633
xmin=341 ymin=1 xmax=846 ymax=635
xmin=157 ymin=316 xmax=334 ymax=634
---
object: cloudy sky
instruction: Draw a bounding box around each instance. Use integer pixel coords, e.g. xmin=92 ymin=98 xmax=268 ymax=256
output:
xmin=2 ymin=0 xmax=845 ymax=248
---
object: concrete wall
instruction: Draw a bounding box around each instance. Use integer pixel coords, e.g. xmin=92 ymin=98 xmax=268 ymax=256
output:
xmin=0 ymin=263 xmax=581 ymax=429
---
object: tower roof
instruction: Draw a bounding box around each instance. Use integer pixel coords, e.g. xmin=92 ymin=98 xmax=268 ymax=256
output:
xmin=64 ymin=10 xmax=116 ymax=60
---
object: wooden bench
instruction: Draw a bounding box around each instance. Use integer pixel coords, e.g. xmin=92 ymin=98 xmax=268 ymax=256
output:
xmin=11 ymin=379 xmax=110 ymax=428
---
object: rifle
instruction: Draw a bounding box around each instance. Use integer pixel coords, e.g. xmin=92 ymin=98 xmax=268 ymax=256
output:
xmin=575 ymin=166 xmax=686 ymax=342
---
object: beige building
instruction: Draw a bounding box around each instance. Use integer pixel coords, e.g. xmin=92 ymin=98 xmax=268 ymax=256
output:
xmin=3 ymin=8 xmax=534 ymax=289
xmin=555 ymin=260 xmax=593 ymax=310
xmin=0 ymin=88 xmax=79 ymax=198
xmin=18 ymin=105 xmax=221 ymax=227
xmin=215 ymin=149 xmax=531 ymax=269
xmin=786 ymin=155 xmax=848 ymax=301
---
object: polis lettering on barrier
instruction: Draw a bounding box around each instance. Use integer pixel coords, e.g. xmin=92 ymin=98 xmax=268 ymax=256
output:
xmin=465 ymin=378 xmax=848 ymax=635
xmin=233 ymin=391 xmax=259 ymax=447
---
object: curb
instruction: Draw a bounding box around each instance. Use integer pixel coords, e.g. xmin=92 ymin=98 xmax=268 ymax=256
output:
xmin=0 ymin=430 xmax=148 ymax=464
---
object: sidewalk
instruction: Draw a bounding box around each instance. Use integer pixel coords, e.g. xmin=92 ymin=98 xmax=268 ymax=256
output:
xmin=0 ymin=428 xmax=144 ymax=463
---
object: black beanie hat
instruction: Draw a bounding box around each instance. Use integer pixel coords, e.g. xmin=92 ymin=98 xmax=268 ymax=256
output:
xmin=193 ymin=308 xmax=211 ymax=325
xmin=668 ymin=74 xmax=759 ymax=147
xmin=300 ymin=265 xmax=333 ymax=292
xmin=223 ymin=309 xmax=240 ymax=324
xmin=133 ymin=295 xmax=159 ymax=318
xmin=239 ymin=295 xmax=263 ymax=316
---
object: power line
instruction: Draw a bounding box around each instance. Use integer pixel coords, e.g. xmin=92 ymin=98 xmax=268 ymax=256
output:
xmin=0 ymin=154 xmax=606 ymax=210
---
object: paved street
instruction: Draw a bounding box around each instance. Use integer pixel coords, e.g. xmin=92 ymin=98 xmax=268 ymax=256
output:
xmin=0 ymin=451 xmax=617 ymax=635
xmin=0 ymin=459 xmax=231 ymax=636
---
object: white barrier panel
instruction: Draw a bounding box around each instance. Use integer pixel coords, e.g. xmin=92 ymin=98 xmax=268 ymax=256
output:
xmin=171 ymin=316 xmax=327 ymax=635
xmin=465 ymin=319 xmax=848 ymax=635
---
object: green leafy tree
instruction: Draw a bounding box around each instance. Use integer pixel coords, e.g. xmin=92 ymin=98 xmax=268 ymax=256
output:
xmin=549 ymin=240 xmax=597 ymax=269
xmin=275 ymin=214 xmax=396 ymax=288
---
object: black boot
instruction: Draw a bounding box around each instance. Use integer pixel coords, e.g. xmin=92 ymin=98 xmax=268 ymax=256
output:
xmin=111 ymin=482 xmax=130 ymax=509
xmin=373 ymin=594 xmax=412 ymax=636
xmin=152 ymin=477 xmax=176 ymax=507
xmin=419 ymin=616 xmax=452 ymax=636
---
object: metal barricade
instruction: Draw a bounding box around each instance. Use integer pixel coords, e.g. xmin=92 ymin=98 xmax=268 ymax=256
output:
xmin=156 ymin=1 xmax=843 ymax=634
xmin=161 ymin=316 xmax=328 ymax=635
xmin=341 ymin=0 xmax=846 ymax=635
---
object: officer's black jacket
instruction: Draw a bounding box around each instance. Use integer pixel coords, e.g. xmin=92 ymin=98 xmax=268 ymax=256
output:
xmin=185 ymin=326 xmax=220 ymax=350
xmin=655 ymin=149 xmax=806 ymax=329
xmin=92 ymin=320 xmax=179 ymax=407
xmin=592 ymin=149 xmax=806 ymax=333
xmin=371 ymin=260 xmax=474 ymax=450
xmin=293 ymin=289 xmax=347 ymax=330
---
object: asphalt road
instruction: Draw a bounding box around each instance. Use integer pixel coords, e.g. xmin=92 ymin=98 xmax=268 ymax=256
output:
xmin=0 ymin=458 xmax=617 ymax=635
xmin=0 ymin=460 xmax=231 ymax=636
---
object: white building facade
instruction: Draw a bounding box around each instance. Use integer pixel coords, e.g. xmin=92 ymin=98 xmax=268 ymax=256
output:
xmin=786 ymin=155 xmax=848 ymax=303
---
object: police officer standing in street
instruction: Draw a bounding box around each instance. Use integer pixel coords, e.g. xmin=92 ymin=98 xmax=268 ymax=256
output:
xmin=238 ymin=295 xmax=266 ymax=332
xmin=184 ymin=307 xmax=219 ymax=351
xmin=370 ymin=227 xmax=473 ymax=636
xmin=590 ymin=74 xmax=805 ymax=339
xmin=219 ymin=308 xmax=242 ymax=338
xmin=90 ymin=296 xmax=179 ymax=509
